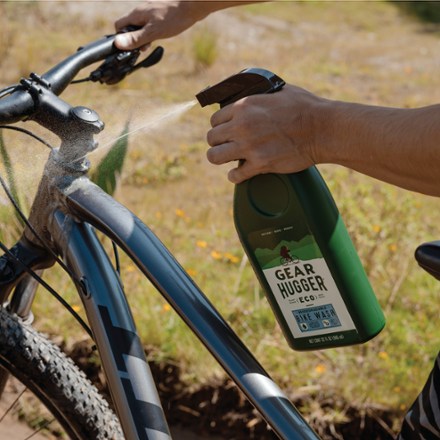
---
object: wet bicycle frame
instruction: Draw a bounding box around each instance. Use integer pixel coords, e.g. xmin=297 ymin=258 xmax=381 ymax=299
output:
xmin=0 ymin=33 xmax=319 ymax=439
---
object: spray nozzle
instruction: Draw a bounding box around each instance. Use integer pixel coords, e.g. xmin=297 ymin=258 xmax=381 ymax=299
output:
xmin=196 ymin=68 xmax=285 ymax=108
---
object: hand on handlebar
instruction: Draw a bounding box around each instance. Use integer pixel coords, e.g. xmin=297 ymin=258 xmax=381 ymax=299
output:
xmin=0 ymin=32 xmax=163 ymax=125
xmin=114 ymin=1 xmax=219 ymax=50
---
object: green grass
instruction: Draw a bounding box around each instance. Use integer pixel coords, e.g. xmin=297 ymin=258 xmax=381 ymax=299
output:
xmin=1 ymin=1 xmax=440 ymax=431
xmin=192 ymin=26 xmax=218 ymax=70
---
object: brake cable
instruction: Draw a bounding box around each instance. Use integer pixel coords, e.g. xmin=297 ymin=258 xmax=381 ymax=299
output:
xmin=0 ymin=126 xmax=54 ymax=150
xmin=0 ymin=86 xmax=18 ymax=99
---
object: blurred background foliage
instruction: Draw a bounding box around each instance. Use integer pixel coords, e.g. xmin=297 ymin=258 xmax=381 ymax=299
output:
xmin=393 ymin=0 xmax=440 ymax=24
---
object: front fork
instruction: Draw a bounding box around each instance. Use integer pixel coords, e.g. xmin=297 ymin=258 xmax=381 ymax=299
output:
xmin=0 ymin=224 xmax=54 ymax=396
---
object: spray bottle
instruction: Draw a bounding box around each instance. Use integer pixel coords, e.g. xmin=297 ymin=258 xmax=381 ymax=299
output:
xmin=196 ymin=68 xmax=385 ymax=351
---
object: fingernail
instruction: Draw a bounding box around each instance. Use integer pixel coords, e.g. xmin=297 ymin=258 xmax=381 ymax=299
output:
xmin=115 ymin=34 xmax=129 ymax=48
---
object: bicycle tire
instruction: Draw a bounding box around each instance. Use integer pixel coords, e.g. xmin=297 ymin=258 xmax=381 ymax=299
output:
xmin=0 ymin=306 xmax=124 ymax=439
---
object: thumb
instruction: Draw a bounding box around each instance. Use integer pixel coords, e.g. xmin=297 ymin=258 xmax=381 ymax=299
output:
xmin=114 ymin=29 xmax=148 ymax=50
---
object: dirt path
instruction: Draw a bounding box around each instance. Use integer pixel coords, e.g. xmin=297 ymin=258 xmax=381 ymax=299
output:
xmin=0 ymin=408 xmax=218 ymax=440
xmin=0 ymin=420 xmax=217 ymax=440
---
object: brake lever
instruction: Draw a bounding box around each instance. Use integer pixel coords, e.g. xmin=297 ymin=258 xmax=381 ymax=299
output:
xmin=89 ymin=45 xmax=164 ymax=85
xmin=132 ymin=46 xmax=164 ymax=71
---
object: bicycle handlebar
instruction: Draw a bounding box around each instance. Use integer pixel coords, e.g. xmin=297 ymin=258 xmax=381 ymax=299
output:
xmin=0 ymin=35 xmax=116 ymax=124
xmin=44 ymin=35 xmax=117 ymax=95
xmin=0 ymin=30 xmax=163 ymax=125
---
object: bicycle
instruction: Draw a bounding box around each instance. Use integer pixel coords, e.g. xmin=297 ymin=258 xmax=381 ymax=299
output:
xmin=280 ymin=256 xmax=300 ymax=266
xmin=0 ymin=31 xmax=322 ymax=440
xmin=0 ymin=31 xmax=439 ymax=440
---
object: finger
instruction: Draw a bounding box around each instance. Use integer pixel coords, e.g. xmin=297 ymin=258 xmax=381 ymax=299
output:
xmin=114 ymin=28 xmax=149 ymax=50
xmin=206 ymin=122 xmax=235 ymax=147
xmin=114 ymin=15 xmax=131 ymax=32
xmin=228 ymin=161 xmax=255 ymax=184
xmin=206 ymin=142 xmax=240 ymax=165
xmin=210 ymin=105 xmax=234 ymax=128
xmin=114 ymin=11 xmax=145 ymax=31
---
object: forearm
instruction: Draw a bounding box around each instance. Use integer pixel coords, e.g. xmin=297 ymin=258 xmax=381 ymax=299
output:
xmin=187 ymin=0 xmax=269 ymax=20
xmin=206 ymin=82 xmax=439 ymax=196
xmin=317 ymin=101 xmax=440 ymax=196
xmin=115 ymin=0 xmax=267 ymax=49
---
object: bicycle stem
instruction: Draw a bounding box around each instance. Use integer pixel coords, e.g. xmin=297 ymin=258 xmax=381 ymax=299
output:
xmin=0 ymin=85 xmax=105 ymax=305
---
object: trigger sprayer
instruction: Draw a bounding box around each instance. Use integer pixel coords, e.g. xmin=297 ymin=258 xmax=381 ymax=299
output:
xmin=196 ymin=68 xmax=385 ymax=351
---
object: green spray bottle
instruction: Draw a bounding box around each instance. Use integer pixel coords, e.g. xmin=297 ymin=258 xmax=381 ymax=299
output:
xmin=196 ymin=69 xmax=385 ymax=351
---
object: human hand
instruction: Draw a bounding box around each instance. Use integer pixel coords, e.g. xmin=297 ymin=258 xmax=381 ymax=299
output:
xmin=206 ymin=84 xmax=322 ymax=183
xmin=114 ymin=1 xmax=211 ymax=50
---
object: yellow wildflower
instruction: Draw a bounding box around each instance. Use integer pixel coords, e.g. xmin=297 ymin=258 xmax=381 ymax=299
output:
xmin=211 ymin=250 xmax=222 ymax=260
xmin=388 ymin=244 xmax=397 ymax=253
xmin=175 ymin=208 xmax=186 ymax=218
xmin=186 ymin=268 xmax=198 ymax=277
xmin=378 ymin=351 xmax=389 ymax=360
xmin=224 ymin=252 xmax=240 ymax=264
xmin=196 ymin=240 xmax=208 ymax=249
xmin=315 ymin=364 xmax=326 ymax=374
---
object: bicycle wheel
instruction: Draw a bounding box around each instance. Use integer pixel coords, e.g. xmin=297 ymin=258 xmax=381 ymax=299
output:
xmin=0 ymin=306 xmax=124 ymax=439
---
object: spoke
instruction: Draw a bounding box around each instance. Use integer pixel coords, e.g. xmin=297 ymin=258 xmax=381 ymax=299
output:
xmin=23 ymin=418 xmax=56 ymax=440
xmin=0 ymin=386 xmax=26 ymax=423
xmin=0 ymin=381 xmax=60 ymax=439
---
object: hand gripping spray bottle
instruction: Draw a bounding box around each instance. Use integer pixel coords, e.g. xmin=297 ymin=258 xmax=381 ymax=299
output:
xmin=196 ymin=69 xmax=385 ymax=351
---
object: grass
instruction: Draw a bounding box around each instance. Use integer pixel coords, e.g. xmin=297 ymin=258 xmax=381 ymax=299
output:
xmin=1 ymin=0 xmax=440 ymax=433
xmin=192 ymin=26 xmax=218 ymax=70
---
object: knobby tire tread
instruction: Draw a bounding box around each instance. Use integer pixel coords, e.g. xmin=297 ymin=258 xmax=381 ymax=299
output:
xmin=0 ymin=307 xmax=124 ymax=439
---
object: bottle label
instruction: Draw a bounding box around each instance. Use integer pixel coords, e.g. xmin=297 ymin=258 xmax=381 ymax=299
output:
xmin=249 ymin=225 xmax=356 ymax=339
